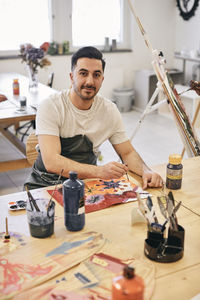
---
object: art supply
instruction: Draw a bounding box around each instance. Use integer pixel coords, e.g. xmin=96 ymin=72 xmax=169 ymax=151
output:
xmin=144 ymin=191 xmax=184 ymax=263
xmin=13 ymin=78 xmax=20 ymax=95
xmin=4 ymin=217 xmax=10 ymax=240
xmin=8 ymin=200 xmax=26 ymax=211
xmin=63 ymin=171 xmax=85 ymax=231
xmin=25 ymin=186 xmax=40 ymax=212
xmin=178 ymin=80 xmax=200 ymax=96
xmin=19 ymin=96 xmax=27 ymax=111
xmin=26 ymin=198 xmax=55 ymax=238
xmin=47 ymin=169 xmax=64 ymax=212
xmin=119 ymin=155 xmax=130 ymax=181
xmin=112 ymin=265 xmax=144 ymax=300
xmin=166 ymin=154 xmax=183 ymax=190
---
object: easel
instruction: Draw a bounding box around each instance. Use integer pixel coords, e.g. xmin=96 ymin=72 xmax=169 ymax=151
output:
xmin=129 ymin=81 xmax=200 ymax=158
xmin=128 ymin=0 xmax=200 ymax=158
xmin=129 ymin=82 xmax=166 ymax=142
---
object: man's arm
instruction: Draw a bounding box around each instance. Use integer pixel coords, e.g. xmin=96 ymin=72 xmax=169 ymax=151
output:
xmin=0 ymin=94 xmax=7 ymax=102
xmin=38 ymin=134 xmax=128 ymax=179
xmin=113 ymin=140 xmax=163 ymax=189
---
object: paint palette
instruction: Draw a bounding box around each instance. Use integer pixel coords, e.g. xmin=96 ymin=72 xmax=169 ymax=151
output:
xmin=8 ymin=200 xmax=27 ymax=211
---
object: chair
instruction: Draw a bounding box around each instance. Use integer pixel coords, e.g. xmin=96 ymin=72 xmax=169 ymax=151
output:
xmin=47 ymin=72 xmax=54 ymax=88
xmin=16 ymin=72 xmax=54 ymax=141
xmin=26 ymin=132 xmax=39 ymax=165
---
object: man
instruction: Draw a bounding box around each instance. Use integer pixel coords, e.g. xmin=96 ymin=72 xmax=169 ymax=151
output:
xmin=25 ymin=46 xmax=163 ymax=190
xmin=0 ymin=94 xmax=7 ymax=102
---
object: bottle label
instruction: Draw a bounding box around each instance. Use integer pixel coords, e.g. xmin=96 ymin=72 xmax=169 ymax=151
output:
xmin=78 ymin=197 xmax=85 ymax=215
xmin=166 ymin=168 xmax=182 ymax=189
xmin=167 ymin=169 xmax=182 ymax=180
xmin=13 ymin=83 xmax=19 ymax=95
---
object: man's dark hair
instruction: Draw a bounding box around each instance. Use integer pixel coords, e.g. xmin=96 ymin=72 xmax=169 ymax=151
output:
xmin=71 ymin=46 xmax=106 ymax=72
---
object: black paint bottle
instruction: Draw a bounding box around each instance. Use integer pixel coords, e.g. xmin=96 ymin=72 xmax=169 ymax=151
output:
xmin=166 ymin=154 xmax=183 ymax=190
xmin=63 ymin=171 xmax=85 ymax=231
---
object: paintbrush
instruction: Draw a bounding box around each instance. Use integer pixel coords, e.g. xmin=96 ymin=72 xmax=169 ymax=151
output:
xmin=119 ymin=155 xmax=130 ymax=181
xmin=25 ymin=186 xmax=40 ymax=212
xmin=178 ymin=87 xmax=192 ymax=96
xmin=4 ymin=217 xmax=10 ymax=240
xmin=47 ymin=169 xmax=64 ymax=211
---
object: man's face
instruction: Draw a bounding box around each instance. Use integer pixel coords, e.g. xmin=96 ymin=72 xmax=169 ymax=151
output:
xmin=70 ymin=57 xmax=104 ymax=101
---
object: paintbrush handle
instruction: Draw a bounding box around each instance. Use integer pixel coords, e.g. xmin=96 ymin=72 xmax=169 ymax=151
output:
xmin=47 ymin=169 xmax=64 ymax=211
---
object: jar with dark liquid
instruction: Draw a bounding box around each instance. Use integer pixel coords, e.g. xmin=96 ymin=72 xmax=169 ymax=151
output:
xmin=166 ymin=154 xmax=183 ymax=190
xmin=63 ymin=171 xmax=85 ymax=231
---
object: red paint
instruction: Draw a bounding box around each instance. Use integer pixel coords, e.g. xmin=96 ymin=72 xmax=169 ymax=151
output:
xmin=0 ymin=258 xmax=53 ymax=295
xmin=112 ymin=266 xmax=144 ymax=300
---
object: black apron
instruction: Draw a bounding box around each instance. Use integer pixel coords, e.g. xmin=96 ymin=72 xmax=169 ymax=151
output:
xmin=24 ymin=135 xmax=97 ymax=190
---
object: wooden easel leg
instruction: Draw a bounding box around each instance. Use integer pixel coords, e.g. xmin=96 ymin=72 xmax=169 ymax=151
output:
xmin=181 ymin=101 xmax=200 ymax=157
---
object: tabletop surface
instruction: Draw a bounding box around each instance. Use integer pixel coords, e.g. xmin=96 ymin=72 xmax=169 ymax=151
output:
xmin=0 ymin=156 xmax=200 ymax=299
xmin=0 ymin=72 xmax=57 ymax=122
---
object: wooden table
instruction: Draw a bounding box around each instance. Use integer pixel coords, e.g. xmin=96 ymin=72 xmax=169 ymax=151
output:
xmin=0 ymin=72 xmax=57 ymax=172
xmin=0 ymin=156 xmax=200 ymax=299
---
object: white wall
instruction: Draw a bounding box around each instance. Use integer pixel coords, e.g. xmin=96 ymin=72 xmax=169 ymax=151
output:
xmin=174 ymin=2 xmax=200 ymax=83
xmin=0 ymin=0 xmax=179 ymax=99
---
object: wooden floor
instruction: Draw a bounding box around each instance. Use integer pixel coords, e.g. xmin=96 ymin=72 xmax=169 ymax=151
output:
xmin=0 ymin=110 xmax=190 ymax=196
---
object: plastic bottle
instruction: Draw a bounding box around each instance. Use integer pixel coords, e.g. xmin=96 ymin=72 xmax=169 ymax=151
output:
xmin=13 ymin=79 xmax=20 ymax=95
xmin=62 ymin=171 xmax=85 ymax=231
xmin=112 ymin=266 xmax=144 ymax=300
xmin=166 ymin=154 xmax=183 ymax=190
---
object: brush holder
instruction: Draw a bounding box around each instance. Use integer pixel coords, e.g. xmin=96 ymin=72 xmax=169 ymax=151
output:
xmin=144 ymin=225 xmax=184 ymax=263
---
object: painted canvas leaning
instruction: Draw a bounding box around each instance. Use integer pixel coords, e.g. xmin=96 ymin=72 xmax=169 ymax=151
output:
xmin=128 ymin=0 xmax=200 ymax=157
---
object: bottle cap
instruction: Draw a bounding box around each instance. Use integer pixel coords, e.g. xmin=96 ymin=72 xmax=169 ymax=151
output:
xmin=169 ymin=154 xmax=182 ymax=165
xmin=13 ymin=78 xmax=19 ymax=82
xmin=69 ymin=171 xmax=78 ymax=180
xmin=123 ymin=266 xmax=135 ymax=279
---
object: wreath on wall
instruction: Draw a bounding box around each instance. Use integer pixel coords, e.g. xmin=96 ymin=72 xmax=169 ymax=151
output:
xmin=176 ymin=0 xmax=199 ymax=20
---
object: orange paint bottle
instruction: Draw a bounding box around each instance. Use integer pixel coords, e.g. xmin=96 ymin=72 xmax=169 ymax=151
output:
xmin=13 ymin=78 xmax=20 ymax=95
xmin=112 ymin=266 xmax=144 ymax=300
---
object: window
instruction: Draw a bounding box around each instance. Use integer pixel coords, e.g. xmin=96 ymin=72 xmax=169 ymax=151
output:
xmin=0 ymin=0 xmax=51 ymax=52
xmin=0 ymin=0 xmax=131 ymax=56
xmin=72 ymin=0 xmax=122 ymax=47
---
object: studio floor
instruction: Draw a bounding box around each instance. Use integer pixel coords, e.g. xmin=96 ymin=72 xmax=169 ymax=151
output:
xmin=0 ymin=109 xmax=188 ymax=196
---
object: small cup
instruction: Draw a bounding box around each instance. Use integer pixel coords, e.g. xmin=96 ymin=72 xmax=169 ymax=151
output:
xmin=26 ymin=198 xmax=55 ymax=238
xmin=19 ymin=96 xmax=27 ymax=111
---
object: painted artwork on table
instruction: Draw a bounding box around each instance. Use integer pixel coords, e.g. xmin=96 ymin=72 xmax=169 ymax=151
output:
xmin=0 ymin=231 xmax=104 ymax=299
xmin=84 ymin=178 xmax=148 ymax=213
xmin=47 ymin=177 xmax=149 ymax=213
xmin=13 ymin=242 xmax=155 ymax=300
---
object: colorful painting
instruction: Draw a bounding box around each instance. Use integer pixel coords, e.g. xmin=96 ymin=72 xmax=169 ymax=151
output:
xmin=84 ymin=178 xmax=147 ymax=213
xmin=0 ymin=231 xmax=104 ymax=299
xmin=47 ymin=177 xmax=148 ymax=213
xmin=0 ymin=258 xmax=52 ymax=296
xmin=13 ymin=242 xmax=155 ymax=300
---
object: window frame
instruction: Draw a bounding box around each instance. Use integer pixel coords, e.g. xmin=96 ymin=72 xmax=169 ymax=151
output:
xmin=0 ymin=0 xmax=131 ymax=58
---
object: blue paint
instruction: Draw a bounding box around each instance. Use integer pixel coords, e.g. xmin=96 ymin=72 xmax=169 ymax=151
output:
xmin=74 ymin=272 xmax=91 ymax=284
xmin=46 ymin=236 xmax=93 ymax=257
xmin=63 ymin=171 xmax=85 ymax=231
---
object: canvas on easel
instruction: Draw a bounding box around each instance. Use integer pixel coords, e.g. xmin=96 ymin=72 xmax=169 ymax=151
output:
xmin=128 ymin=0 xmax=200 ymax=157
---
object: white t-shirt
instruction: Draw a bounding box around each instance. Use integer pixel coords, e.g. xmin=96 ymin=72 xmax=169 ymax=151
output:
xmin=36 ymin=90 xmax=128 ymax=156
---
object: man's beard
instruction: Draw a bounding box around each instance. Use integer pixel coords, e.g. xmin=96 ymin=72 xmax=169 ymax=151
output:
xmin=74 ymin=85 xmax=98 ymax=100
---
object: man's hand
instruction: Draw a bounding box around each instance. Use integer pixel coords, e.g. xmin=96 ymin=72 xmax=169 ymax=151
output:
xmin=97 ymin=162 xmax=128 ymax=179
xmin=142 ymin=170 xmax=163 ymax=189
xmin=0 ymin=94 xmax=7 ymax=102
